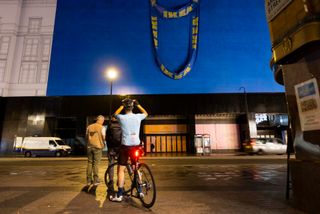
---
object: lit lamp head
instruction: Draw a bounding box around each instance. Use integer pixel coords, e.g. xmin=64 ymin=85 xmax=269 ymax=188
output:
xmin=106 ymin=68 xmax=118 ymax=81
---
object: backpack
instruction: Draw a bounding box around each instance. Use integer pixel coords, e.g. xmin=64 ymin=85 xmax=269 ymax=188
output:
xmin=106 ymin=120 xmax=122 ymax=148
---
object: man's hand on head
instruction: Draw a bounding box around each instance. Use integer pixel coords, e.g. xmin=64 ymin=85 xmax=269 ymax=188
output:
xmin=133 ymin=100 xmax=140 ymax=106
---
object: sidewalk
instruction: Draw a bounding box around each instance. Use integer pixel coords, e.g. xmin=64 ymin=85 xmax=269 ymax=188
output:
xmin=0 ymin=153 xmax=301 ymax=214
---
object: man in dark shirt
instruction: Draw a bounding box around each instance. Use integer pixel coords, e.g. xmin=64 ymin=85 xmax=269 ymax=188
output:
xmin=106 ymin=116 xmax=121 ymax=192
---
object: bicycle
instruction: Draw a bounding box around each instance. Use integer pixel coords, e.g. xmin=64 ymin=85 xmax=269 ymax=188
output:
xmin=104 ymin=147 xmax=156 ymax=208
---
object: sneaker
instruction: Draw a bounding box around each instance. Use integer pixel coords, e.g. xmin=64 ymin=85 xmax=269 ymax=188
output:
xmin=139 ymin=192 xmax=144 ymax=198
xmin=110 ymin=194 xmax=123 ymax=202
xmin=137 ymin=185 xmax=144 ymax=198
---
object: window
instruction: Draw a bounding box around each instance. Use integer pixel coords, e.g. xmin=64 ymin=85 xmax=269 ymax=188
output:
xmin=19 ymin=63 xmax=37 ymax=83
xmin=39 ymin=63 xmax=48 ymax=83
xmin=55 ymin=140 xmax=66 ymax=146
xmin=42 ymin=38 xmax=51 ymax=61
xmin=23 ymin=38 xmax=39 ymax=61
xmin=0 ymin=61 xmax=6 ymax=81
xmin=0 ymin=36 xmax=10 ymax=59
xmin=21 ymin=37 xmax=52 ymax=83
xmin=21 ymin=17 xmax=52 ymax=84
xmin=28 ymin=18 xmax=42 ymax=33
xmin=49 ymin=140 xmax=57 ymax=147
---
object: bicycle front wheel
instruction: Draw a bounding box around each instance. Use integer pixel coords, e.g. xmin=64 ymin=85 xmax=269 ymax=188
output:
xmin=137 ymin=163 xmax=156 ymax=208
xmin=105 ymin=163 xmax=133 ymax=195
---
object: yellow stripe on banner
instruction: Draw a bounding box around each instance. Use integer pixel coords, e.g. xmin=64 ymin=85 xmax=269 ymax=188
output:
xmin=160 ymin=64 xmax=173 ymax=78
xmin=153 ymin=30 xmax=158 ymax=38
xmin=165 ymin=11 xmax=178 ymax=18
xmin=192 ymin=35 xmax=198 ymax=49
xmin=151 ymin=16 xmax=158 ymax=49
xmin=187 ymin=6 xmax=193 ymax=14
xmin=151 ymin=16 xmax=158 ymax=30
xmin=179 ymin=9 xmax=187 ymax=17
xmin=192 ymin=16 xmax=199 ymax=49
xmin=152 ymin=23 xmax=157 ymax=30
xmin=192 ymin=27 xmax=198 ymax=34
xmin=153 ymin=38 xmax=158 ymax=48
xmin=171 ymin=12 xmax=178 ymax=18
xmin=193 ymin=17 xmax=199 ymax=25
xmin=174 ymin=73 xmax=183 ymax=79
xmin=163 ymin=11 xmax=168 ymax=18
xmin=183 ymin=65 xmax=191 ymax=75
xmin=192 ymin=35 xmax=198 ymax=41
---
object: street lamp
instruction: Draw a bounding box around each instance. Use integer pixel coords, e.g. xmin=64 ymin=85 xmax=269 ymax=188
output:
xmin=106 ymin=67 xmax=119 ymax=120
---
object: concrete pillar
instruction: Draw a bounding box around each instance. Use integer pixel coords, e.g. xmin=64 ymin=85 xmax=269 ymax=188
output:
xmin=281 ymin=48 xmax=320 ymax=212
xmin=265 ymin=0 xmax=320 ymax=211
xmin=282 ymin=50 xmax=320 ymax=161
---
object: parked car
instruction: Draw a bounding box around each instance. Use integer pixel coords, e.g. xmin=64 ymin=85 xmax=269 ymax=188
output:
xmin=243 ymin=138 xmax=287 ymax=155
xmin=13 ymin=137 xmax=72 ymax=157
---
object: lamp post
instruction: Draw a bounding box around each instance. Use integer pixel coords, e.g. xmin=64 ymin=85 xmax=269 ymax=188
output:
xmin=106 ymin=68 xmax=118 ymax=121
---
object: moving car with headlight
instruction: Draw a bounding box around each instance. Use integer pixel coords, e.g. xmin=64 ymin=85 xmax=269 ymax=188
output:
xmin=14 ymin=137 xmax=72 ymax=157
xmin=244 ymin=138 xmax=287 ymax=155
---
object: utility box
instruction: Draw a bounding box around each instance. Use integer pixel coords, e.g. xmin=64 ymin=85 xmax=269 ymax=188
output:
xmin=194 ymin=134 xmax=211 ymax=155
xmin=265 ymin=0 xmax=320 ymax=63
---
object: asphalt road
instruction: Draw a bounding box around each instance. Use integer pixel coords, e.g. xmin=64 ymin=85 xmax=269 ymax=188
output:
xmin=0 ymin=155 xmax=305 ymax=214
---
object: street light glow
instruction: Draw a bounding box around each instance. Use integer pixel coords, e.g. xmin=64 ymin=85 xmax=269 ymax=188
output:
xmin=106 ymin=68 xmax=118 ymax=81
xmin=105 ymin=67 xmax=119 ymax=120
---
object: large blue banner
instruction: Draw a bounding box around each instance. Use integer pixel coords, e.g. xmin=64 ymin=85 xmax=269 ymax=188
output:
xmin=47 ymin=0 xmax=284 ymax=96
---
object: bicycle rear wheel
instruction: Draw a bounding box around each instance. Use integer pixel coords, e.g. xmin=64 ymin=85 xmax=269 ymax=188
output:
xmin=137 ymin=163 xmax=156 ymax=208
xmin=104 ymin=163 xmax=133 ymax=195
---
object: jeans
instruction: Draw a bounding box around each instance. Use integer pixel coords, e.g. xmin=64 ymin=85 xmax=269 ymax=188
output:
xmin=87 ymin=147 xmax=102 ymax=184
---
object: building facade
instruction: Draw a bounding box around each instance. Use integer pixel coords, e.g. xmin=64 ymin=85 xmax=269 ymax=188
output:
xmin=0 ymin=0 xmax=56 ymax=96
xmin=0 ymin=93 xmax=288 ymax=155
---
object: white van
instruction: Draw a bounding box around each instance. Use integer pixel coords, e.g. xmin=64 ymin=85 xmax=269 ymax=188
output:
xmin=14 ymin=137 xmax=72 ymax=157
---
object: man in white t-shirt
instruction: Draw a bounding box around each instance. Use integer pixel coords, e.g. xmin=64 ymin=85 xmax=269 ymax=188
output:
xmin=110 ymin=98 xmax=148 ymax=202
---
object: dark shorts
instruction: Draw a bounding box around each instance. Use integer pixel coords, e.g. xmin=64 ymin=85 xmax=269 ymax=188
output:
xmin=118 ymin=145 xmax=140 ymax=166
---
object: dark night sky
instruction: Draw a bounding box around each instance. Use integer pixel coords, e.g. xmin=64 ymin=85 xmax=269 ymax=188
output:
xmin=47 ymin=0 xmax=284 ymax=96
